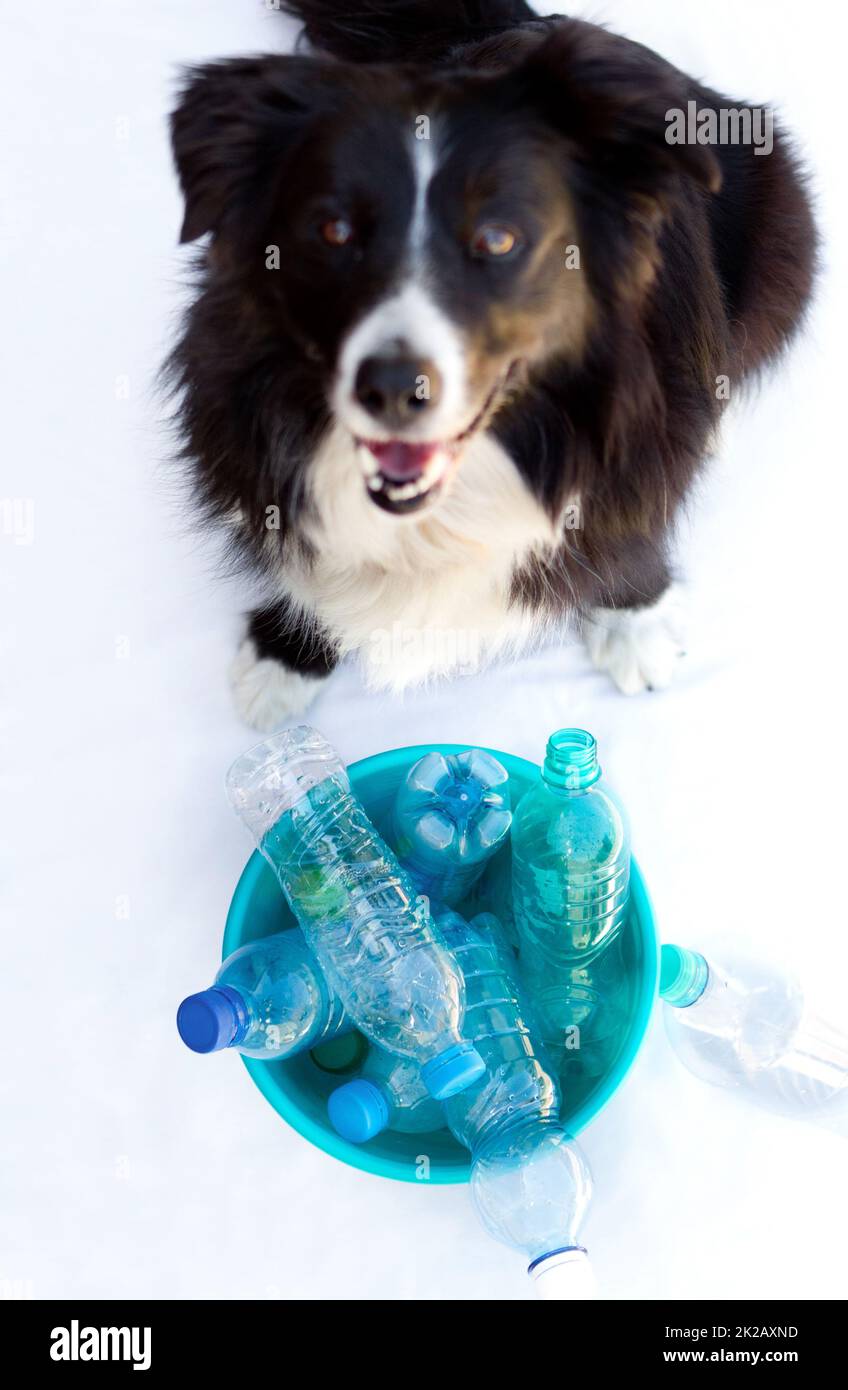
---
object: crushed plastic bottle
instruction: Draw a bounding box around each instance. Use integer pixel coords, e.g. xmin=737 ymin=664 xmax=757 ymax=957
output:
xmin=226 ymin=726 xmax=485 ymax=1100
xmin=661 ymin=943 xmax=848 ymax=1125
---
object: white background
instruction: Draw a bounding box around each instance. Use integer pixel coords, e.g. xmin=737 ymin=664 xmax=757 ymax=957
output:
xmin=2 ymin=0 xmax=847 ymax=1301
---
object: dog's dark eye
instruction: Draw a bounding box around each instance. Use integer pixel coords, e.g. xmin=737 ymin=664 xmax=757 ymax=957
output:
xmin=321 ymin=217 xmax=354 ymax=248
xmin=471 ymin=223 xmax=520 ymax=259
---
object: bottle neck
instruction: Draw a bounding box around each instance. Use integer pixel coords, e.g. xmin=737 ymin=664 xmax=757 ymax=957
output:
xmin=542 ymin=729 xmax=601 ymax=792
xmin=473 ymin=1110 xmax=560 ymax=1160
xmin=660 ymin=944 xmax=710 ymax=1008
xmin=216 ymin=986 xmax=251 ymax=1046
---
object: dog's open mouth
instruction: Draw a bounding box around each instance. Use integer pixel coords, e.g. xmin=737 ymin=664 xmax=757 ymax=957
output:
xmin=356 ymin=439 xmax=460 ymax=515
xmin=355 ymin=367 xmax=518 ymax=516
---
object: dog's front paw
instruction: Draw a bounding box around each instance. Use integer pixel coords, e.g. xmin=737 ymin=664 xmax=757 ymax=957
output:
xmin=583 ymin=586 xmax=686 ymax=695
xmin=229 ymin=638 xmax=326 ymax=731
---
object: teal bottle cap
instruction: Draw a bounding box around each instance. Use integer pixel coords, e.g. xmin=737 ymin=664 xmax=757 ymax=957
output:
xmin=660 ymin=944 xmax=709 ymax=1007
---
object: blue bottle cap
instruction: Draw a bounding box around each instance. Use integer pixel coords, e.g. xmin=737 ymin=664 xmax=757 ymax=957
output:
xmin=176 ymin=986 xmax=246 ymax=1053
xmin=328 ymin=1080 xmax=390 ymax=1143
xmin=421 ymin=1042 xmax=486 ymax=1100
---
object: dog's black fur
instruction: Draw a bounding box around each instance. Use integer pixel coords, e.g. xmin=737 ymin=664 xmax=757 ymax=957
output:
xmin=166 ymin=1 xmax=816 ymax=709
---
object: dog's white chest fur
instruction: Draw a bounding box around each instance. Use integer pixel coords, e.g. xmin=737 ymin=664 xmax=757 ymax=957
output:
xmin=278 ymin=423 xmax=558 ymax=689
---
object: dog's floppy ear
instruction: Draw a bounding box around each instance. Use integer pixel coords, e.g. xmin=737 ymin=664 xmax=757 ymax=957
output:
xmin=170 ymin=55 xmax=334 ymax=244
xmin=508 ymin=20 xmax=721 ymax=202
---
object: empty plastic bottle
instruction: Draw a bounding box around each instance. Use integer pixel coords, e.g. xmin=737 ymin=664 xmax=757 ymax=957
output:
xmin=392 ymin=749 xmax=512 ymax=907
xmin=438 ymin=910 xmax=596 ymax=1299
xmin=511 ymin=729 xmax=630 ymax=1052
xmin=661 ymin=943 xmax=848 ymax=1123
xmin=177 ymin=929 xmax=348 ymax=1060
xmin=472 ymin=1120 xmax=595 ymax=1300
xmin=328 ymin=1048 xmax=444 ymax=1142
xmin=226 ymin=726 xmax=485 ymax=1100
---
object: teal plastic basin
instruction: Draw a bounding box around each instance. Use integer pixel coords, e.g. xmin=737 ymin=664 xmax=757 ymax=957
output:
xmin=223 ymin=743 xmax=659 ymax=1184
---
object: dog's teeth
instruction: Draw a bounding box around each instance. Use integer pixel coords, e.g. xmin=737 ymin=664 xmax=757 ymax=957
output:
xmin=359 ymin=441 xmax=455 ymax=506
xmin=381 ymin=452 xmax=453 ymax=503
xmin=386 ymin=479 xmax=422 ymax=502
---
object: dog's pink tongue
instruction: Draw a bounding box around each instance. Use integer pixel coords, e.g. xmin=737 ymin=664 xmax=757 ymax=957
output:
xmin=365 ymin=441 xmax=442 ymax=481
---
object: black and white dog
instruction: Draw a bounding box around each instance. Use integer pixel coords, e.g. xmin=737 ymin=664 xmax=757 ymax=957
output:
xmin=166 ymin=0 xmax=815 ymax=728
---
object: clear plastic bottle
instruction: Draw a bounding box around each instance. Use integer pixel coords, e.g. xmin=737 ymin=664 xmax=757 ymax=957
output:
xmin=660 ymin=943 xmax=848 ymax=1122
xmin=511 ymin=729 xmax=630 ymax=1052
xmin=176 ymin=929 xmax=348 ymax=1060
xmin=438 ymin=910 xmax=596 ymax=1299
xmin=472 ymin=1122 xmax=595 ymax=1300
xmin=392 ymin=749 xmax=512 ymax=907
xmin=328 ymin=1048 xmax=444 ymax=1142
xmin=226 ymin=726 xmax=484 ymax=1100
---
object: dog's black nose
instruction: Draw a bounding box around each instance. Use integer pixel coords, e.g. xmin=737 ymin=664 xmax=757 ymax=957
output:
xmin=354 ymin=355 xmax=442 ymax=429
